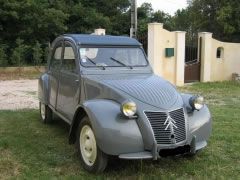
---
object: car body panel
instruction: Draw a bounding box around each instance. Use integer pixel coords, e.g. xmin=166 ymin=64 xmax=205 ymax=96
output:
xmin=38 ymin=73 xmax=49 ymax=104
xmin=82 ymin=99 xmax=145 ymax=155
xmin=57 ymin=71 xmax=80 ymax=121
xmin=38 ymin=34 xmax=212 ymax=159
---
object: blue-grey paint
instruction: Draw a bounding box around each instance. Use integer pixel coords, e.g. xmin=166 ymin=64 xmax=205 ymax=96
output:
xmin=38 ymin=34 xmax=212 ymax=159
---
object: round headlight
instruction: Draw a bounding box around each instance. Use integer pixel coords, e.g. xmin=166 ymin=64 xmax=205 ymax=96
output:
xmin=189 ymin=96 xmax=204 ymax=110
xmin=121 ymin=101 xmax=137 ymax=117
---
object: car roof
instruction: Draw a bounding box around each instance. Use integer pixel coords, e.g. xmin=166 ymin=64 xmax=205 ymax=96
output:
xmin=63 ymin=34 xmax=142 ymax=46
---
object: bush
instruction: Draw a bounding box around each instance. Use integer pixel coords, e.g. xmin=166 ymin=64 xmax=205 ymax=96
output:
xmin=0 ymin=47 xmax=7 ymax=67
xmin=32 ymin=41 xmax=43 ymax=66
xmin=10 ymin=39 xmax=27 ymax=66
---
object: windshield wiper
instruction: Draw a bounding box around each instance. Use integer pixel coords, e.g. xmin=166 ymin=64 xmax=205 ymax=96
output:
xmin=85 ymin=56 xmax=105 ymax=70
xmin=110 ymin=57 xmax=133 ymax=69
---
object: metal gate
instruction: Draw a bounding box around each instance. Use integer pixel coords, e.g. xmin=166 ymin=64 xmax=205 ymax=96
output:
xmin=184 ymin=37 xmax=202 ymax=83
xmin=138 ymin=34 xmax=148 ymax=55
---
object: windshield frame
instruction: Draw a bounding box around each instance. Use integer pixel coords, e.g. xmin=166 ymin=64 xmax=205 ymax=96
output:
xmin=78 ymin=45 xmax=149 ymax=68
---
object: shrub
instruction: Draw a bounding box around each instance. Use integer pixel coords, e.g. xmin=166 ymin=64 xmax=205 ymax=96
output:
xmin=0 ymin=47 xmax=7 ymax=67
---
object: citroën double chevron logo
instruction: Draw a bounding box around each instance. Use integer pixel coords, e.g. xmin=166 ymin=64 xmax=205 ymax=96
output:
xmin=164 ymin=113 xmax=178 ymax=131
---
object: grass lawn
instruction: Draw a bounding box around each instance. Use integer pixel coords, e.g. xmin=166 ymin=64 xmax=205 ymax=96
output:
xmin=0 ymin=81 xmax=240 ymax=179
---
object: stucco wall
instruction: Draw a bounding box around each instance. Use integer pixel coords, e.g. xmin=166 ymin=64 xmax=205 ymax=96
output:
xmin=211 ymin=39 xmax=240 ymax=81
xmin=148 ymin=23 xmax=185 ymax=86
xmin=161 ymin=29 xmax=176 ymax=84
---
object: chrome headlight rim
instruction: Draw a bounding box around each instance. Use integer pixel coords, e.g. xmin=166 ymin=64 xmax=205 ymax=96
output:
xmin=189 ymin=95 xmax=204 ymax=110
xmin=120 ymin=100 xmax=137 ymax=118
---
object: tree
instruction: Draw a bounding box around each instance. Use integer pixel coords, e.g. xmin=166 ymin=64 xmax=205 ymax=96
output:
xmin=0 ymin=46 xmax=7 ymax=67
xmin=152 ymin=11 xmax=173 ymax=30
xmin=0 ymin=0 xmax=133 ymax=66
xmin=137 ymin=3 xmax=173 ymax=36
xmin=177 ymin=0 xmax=240 ymax=42
xmin=10 ymin=39 xmax=27 ymax=66
xmin=32 ymin=41 xmax=43 ymax=66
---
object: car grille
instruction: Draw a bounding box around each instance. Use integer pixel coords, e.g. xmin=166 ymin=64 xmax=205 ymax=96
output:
xmin=144 ymin=108 xmax=186 ymax=145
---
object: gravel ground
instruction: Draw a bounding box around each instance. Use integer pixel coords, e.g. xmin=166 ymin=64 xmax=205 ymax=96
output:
xmin=0 ymin=80 xmax=38 ymax=110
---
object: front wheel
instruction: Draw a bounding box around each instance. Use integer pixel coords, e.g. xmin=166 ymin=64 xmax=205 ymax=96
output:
xmin=39 ymin=102 xmax=53 ymax=124
xmin=76 ymin=117 xmax=108 ymax=173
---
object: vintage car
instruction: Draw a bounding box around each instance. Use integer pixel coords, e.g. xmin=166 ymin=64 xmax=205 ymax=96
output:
xmin=38 ymin=34 xmax=211 ymax=173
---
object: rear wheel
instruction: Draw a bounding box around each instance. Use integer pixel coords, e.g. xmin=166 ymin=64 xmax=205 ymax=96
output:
xmin=76 ymin=117 xmax=108 ymax=173
xmin=39 ymin=102 xmax=53 ymax=124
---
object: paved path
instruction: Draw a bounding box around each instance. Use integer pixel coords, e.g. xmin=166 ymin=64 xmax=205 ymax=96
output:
xmin=0 ymin=80 xmax=38 ymax=110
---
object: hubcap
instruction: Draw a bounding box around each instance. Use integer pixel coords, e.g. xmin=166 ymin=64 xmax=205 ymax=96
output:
xmin=80 ymin=125 xmax=97 ymax=166
xmin=40 ymin=103 xmax=46 ymax=120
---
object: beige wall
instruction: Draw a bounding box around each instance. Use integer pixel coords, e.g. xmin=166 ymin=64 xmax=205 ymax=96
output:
xmin=148 ymin=23 xmax=185 ymax=86
xmin=148 ymin=24 xmax=240 ymax=85
xmin=211 ymin=39 xmax=240 ymax=81
xmin=161 ymin=28 xmax=176 ymax=84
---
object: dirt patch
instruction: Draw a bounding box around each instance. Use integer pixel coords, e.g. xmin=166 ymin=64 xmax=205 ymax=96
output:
xmin=0 ymin=80 xmax=38 ymax=110
xmin=0 ymin=149 xmax=21 ymax=179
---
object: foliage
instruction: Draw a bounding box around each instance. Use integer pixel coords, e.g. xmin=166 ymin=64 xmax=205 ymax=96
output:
xmin=10 ymin=39 xmax=28 ymax=66
xmin=32 ymin=41 xmax=43 ymax=66
xmin=137 ymin=3 xmax=173 ymax=36
xmin=0 ymin=0 xmax=240 ymax=67
xmin=0 ymin=46 xmax=8 ymax=66
xmin=0 ymin=0 xmax=130 ymax=67
xmin=174 ymin=0 xmax=240 ymax=42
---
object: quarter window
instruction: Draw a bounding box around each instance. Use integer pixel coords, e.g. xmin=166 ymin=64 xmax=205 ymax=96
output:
xmin=62 ymin=43 xmax=76 ymax=73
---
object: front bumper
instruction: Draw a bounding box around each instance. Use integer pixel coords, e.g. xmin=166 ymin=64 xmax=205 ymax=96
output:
xmin=118 ymin=104 xmax=212 ymax=160
xmin=119 ymin=136 xmax=207 ymax=160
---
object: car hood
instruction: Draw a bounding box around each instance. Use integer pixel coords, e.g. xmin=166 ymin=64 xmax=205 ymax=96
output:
xmin=84 ymin=74 xmax=183 ymax=109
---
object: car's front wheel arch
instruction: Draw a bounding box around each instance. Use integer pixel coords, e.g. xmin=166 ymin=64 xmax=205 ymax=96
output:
xmin=76 ymin=116 xmax=108 ymax=173
xmin=69 ymin=106 xmax=87 ymax=144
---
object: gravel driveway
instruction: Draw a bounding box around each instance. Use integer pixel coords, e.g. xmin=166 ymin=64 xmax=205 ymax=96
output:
xmin=0 ymin=80 xmax=38 ymax=110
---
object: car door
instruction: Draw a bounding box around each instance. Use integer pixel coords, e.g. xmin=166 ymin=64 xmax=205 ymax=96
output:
xmin=56 ymin=40 xmax=80 ymax=122
xmin=48 ymin=41 xmax=63 ymax=109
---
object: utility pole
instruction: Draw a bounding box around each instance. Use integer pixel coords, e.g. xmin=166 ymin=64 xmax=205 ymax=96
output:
xmin=130 ymin=0 xmax=137 ymax=38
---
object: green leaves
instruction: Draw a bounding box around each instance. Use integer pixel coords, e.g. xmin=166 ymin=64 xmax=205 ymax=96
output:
xmin=0 ymin=46 xmax=8 ymax=67
xmin=10 ymin=38 xmax=27 ymax=66
xmin=32 ymin=41 xmax=43 ymax=66
xmin=0 ymin=0 xmax=131 ymax=66
xmin=175 ymin=0 xmax=240 ymax=42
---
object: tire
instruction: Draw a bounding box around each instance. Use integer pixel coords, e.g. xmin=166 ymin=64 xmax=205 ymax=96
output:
xmin=76 ymin=117 xmax=108 ymax=173
xmin=39 ymin=102 xmax=53 ymax=124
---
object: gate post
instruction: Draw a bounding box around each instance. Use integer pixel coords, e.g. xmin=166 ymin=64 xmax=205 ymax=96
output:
xmin=198 ymin=32 xmax=213 ymax=82
xmin=148 ymin=23 xmax=164 ymax=76
xmin=175 ymin=31 xmax=186 ymax=86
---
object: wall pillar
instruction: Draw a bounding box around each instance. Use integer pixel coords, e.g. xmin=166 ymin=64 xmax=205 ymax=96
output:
xmin=198 ymin=32 xmax=213 ymax=82
xmin=175 ymin=31 xmax=186 ymax=86
xmin=94 ymin=28 xmax=106 ymax=35
xmin=148 ymin=23 xmax=164 ymax=76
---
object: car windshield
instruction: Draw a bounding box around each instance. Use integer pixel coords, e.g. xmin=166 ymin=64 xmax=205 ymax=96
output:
xmin=79 ymin=47 xmax=148 ymax=67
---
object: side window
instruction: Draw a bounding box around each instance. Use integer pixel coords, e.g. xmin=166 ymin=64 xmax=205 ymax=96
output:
xmin=50 ymin=43 xmax=62 ymax=70
xmin=62 ymin=42 xmax=76 ymax=73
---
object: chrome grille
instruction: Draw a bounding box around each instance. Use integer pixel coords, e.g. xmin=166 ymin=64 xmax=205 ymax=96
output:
xmin=145 ymin=108 xmax=186 ymax=145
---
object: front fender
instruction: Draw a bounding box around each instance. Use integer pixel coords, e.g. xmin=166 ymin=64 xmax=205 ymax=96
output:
xmin=181 ymin=93 xmax=212 ymax=149
xmin=187 ymin=106 xmax=212 ymax=143
xmin=38 ymin=73 xmax=49 ymax=105
xmin=82 ymin=99 xmax=144 ymax=155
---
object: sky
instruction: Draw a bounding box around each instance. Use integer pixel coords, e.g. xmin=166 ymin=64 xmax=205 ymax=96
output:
xmin=137 ymin=0 xmax=188 ymax=16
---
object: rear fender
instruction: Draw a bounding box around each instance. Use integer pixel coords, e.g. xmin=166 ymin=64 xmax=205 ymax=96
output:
xmin=38 ymin=73 xmax=49 ymax=105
